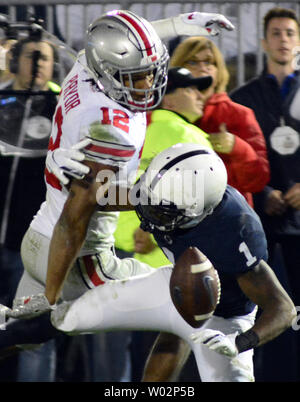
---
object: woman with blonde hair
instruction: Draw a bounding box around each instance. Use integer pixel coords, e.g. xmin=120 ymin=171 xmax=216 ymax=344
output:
xmin=171 ymin=36 xmax=229 ymax=93
xmin=170 ymin=36 xmax=270 ymax=207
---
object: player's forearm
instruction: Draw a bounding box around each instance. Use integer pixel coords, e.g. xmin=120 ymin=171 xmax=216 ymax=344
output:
xmin=238 ymin=260 xmax=296 ymax=347
xmin=251 ymin=296 xmax=296 ymax=347
xmin=97 ymin=186 xmax=135 ymax=212
xmin=151 ymin=15 xmax=208 ymax=39
xmin=151 ymin=12 xmax=234 ymax=40
xmin=45 ymin=214 xmax=88 ymax=305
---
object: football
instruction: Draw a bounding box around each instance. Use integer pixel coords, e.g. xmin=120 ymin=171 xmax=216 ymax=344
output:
xmin=170 ymin=247 xmax=221 ymax=328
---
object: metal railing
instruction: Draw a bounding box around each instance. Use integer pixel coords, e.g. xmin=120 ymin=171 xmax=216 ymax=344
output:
xmin=1 ymin=1 xmax=300 ymax=88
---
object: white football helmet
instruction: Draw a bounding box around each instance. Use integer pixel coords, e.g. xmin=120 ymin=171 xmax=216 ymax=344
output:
xmin=136 ymin=143 xmax=227 ymax=232
xmin=85 ymin=10 xmax=169 ymax=111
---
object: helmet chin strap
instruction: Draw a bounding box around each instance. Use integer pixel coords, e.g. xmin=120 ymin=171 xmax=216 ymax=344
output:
xmin=179 ymin=217 xmax=202 ymax=230
xmin=179 ymin=207 xmax=214 ymax=229
xmin=127 ymin=95 xmax=155 ymax=111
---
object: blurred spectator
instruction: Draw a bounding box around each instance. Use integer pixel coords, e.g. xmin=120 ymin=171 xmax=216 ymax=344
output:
xmin=0 ymin=38 xmax=16 ymax=89
xmin=0 ymin=36 xmax=60 ymax=382
xmin=170 ymin=36 xmax=270 ymax=209
xmin=133 ymin=227 xmax=170 ymax=267
xmin=3 ymin=37 xmax=60 ymax=92
xmin=231 ymin=7 xmax=300 ymax=381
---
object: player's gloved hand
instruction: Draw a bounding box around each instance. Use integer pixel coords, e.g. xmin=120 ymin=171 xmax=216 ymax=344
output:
xmin=179 ymin=12 xmax=235 ymax=36
xmin=46 ymin=138 xmax=91 ymax=185
xmin=6 ymin=294 xmax=56 ymax=320
xmin=190 ymin=329 xmax=238 ymax=358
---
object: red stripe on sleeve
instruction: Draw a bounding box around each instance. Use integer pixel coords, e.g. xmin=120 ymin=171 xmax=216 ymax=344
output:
xmin=86 ymin=143 xmax=135 ymax=158
xmin=45 ymin=167 xmax=62 ymax=191
xmin=83 ymin=255 xmax=105 ymax=287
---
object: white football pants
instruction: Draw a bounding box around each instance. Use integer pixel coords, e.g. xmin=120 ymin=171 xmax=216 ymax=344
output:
xmin=51 ymin=267 xmax=256 ymax=382
xmin=17 ymin=227 xmax=155 ymax=301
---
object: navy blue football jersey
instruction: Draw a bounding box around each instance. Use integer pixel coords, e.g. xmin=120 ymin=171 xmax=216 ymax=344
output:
xmin=153 ymin=186 xmax=268 ymax=318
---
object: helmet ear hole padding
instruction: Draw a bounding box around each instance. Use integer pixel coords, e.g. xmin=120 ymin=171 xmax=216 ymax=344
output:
xmin=84 ymin=10 xmax=169 ymax=111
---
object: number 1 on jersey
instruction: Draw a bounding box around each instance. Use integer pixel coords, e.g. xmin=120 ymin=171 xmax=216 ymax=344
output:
xmin=239 ymin=241 xmax=257 ymax=267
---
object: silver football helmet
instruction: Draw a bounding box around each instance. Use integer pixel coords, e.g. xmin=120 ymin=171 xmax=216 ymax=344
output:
xmin=136 ymin=143 xmax=228 ymax=232
xmin=85 ymin=10 xmax=169 ymax=111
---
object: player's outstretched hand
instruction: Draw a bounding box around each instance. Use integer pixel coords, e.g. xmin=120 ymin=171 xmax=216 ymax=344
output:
xmin=7 ymin=294 xmax=56 ymax=320
xmin=181 ymin=12 xmax=235 ymax=36
xmin=46 ymin=138 xmax=91 ymax=185
xmin=190 ymin=329 xmax=238 ymax=358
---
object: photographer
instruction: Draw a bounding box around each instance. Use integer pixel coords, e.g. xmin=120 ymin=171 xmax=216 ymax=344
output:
xmin=0 ymin=34 xmax=60 ymax=381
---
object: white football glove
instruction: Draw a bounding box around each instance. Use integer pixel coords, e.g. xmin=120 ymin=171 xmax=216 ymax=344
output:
xmin=46 ymin=138 xmax=91 ymax=185
xmin=0 ymin=304 xmax=10 ymax=328
xmin=190 ymin=329 xmax=238 ymax=358
xmin=6 ymin=294 xmax=56 ymax=320
xmin=175 ymin=12 xmax=235 ymax=36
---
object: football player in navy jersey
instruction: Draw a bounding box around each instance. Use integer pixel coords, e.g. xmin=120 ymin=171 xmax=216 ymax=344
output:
xmin=39 ymin=143 xmax=294 ymax=382
xmin=132 ymin=143 xmax=295 ymax=381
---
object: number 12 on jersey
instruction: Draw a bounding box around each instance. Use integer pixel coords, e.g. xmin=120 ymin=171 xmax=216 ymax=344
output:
xmin=100 ymin=107 xmax=129 ymax=134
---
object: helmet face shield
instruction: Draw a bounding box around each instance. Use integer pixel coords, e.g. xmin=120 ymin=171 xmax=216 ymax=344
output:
xmin=136 ymin=200 xmax=194 ymax=232
xmin=116 ymin=53 xmax=169 ymax=110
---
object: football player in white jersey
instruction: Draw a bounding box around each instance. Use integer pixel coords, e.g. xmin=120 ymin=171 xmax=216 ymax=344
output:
xmin=0 ymin=10 xmax=234 ymax=352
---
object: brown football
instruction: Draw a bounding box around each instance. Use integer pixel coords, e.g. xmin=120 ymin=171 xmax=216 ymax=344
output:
xmin=170 ymin=247 xmax=221 ymax=328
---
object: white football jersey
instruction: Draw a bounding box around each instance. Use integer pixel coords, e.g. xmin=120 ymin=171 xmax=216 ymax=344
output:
xmin=31 ymin=53 xmax=146 ymax=255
